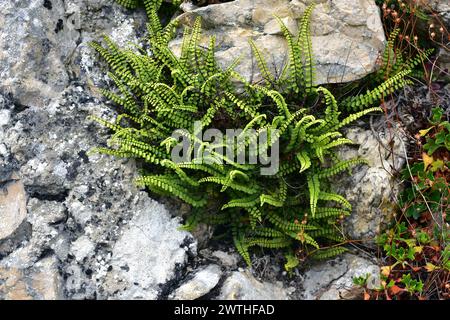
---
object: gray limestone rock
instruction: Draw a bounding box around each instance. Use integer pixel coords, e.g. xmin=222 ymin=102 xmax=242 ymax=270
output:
xmin=218 ymin=270 xmax=293 ymax=300
xmin=302 ymin=253 xmax=380 ymax=300
xmin=169 ymin=264 xmax=222 ymax=300
xmin=171 ymin=0 xmax=386 ymax=85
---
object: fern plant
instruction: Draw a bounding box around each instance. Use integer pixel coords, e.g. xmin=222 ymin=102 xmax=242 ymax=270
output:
xmin=340 ymin=27 xmax=433 ymax=112
xmin=90 ymin=4 xmax=413 ymax=268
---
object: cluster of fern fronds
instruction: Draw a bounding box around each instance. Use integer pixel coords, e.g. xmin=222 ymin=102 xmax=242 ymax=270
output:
xmin=91 ymin=3 xmax=418 ymax=268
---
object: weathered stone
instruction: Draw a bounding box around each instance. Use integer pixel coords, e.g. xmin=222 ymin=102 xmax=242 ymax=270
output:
xmin=0 ymin=0 xmax=80 ymax=108
xmin=66 ymin=0 xmax=147 ymax=93
xmin=172 ymin=0 xmax=386 ymax=85
xmin=0 ymin=180 xmax=27 ymax=240
xmin=437 ymin=48 xmax=450 ymax=81
xmin=0 ymin=81 xmax=198 ymax=299
xmin=0 ymin=198 xmax=66 ymax=269
xmin=425 ymin=0 xmax=450 ymax=27
xmin=108 ymin=198 xmax=195 ymax=299
xmin=27 ymin=198 xmax=67 ymax=225
xmin=0 ymin=255 xmax=63 ymax=300
xmin=336 ymin=117 xmax=407 ymax=240
xmin=169 ymin=264 xmax=222 ymax=300
xmin=70 ymin=235 xmax=95 ymax=262
xmin=302 ymin=253 xmax=380 ymax=300
xmin=218 ymin=270 xmax=292 ymax=300
xmin=0 ymin=109 xmax=10 ymax=127
xmin=211 ymin=250 xmax=240 ymax=267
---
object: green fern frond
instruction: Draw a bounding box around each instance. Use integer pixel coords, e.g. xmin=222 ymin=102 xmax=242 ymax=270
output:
xmin=310 ymin=247 xmax=348 ymax=260
xmin=221 ymin=195 xmax=260 ymax=210
xmin=252 ymin=227 xmax=285 ymax=238
xmin=318 ymin=159 xmax=368 ymax=178
xmin=136 ymin=175 xmax=207 ymax=207
xmin=297 ymin=3 xmax=316 ymax=92
xmin=296 ymin=150 xmax=311 ymax=173
xmin=342 ymin=70 xmax=412 ymax=111
xmin=333 ymin=107 xmax=383 ymax=130
xmin=311 ymin=207 xmax=350 ymax=220
xmin=318 ymin=191 xmax=352 ymax=210
xmin=307 ymin=173 xmax=320 ymax=217
xmin=234 ymin=232 xmax=251 ymax=266
xmin=249 ymin=39 xmax=275 ymax=84
xmin=247 ymin=237 xmax=292 ymax=249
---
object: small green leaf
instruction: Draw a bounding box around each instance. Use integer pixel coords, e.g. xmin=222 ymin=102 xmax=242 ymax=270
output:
xmin=296 ymin=150 xmax=311 ymax=173
xmin=430 ymin=159 xmax=444 ymax=172
xmin=431 ymin=107 xmax=443 ymax=124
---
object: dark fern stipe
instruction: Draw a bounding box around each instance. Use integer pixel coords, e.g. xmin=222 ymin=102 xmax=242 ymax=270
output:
xmin=90 ymin=2 xmax=418 ymax=269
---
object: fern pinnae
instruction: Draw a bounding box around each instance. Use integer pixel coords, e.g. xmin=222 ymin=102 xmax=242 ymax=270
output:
xmin=307 ymin=173 xmax=320 ymax=217
xmin=249 ymin=39 xmax=275 ymax=84
xmin=333 ymin=107 xmax=382 ymax=130
xmin=296 ymin=150 xmax=311 ymax=173
xmin=252 ymin=227 xmax=285 ymax=238
xmin=260 ymin=194 xmax=284 ymax=207
xmin=136 ymin=175 xmax=207 ymax=207
xmin=206 ymin=35 xmax=218 ymax=76
xmin=275 ymin=15 xmax=303 ymax=93
xmin=221 ymin=195 xmax=260 ymax=210
xmin=310 ymin=247 xmax=348 ymax=260
xmin=318 ymin=191 xmax=352 ymax=211
xmin=160 ymin=159 xmax=200 ymax=186
xmin=311 ymin=207 xmax=349 ymax=220
xmin=318 ymin=158 xmax=368 ymax=179
xmin=247 ymin=237 xmax=292 ymax=249
xmin=322 ymin=138 xmax=355 ymax=151
xmin=297 ymin=3 xmax=316 ymax=92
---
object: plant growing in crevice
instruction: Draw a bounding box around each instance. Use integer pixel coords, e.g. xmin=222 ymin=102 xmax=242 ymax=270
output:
xmin=356 ymin=107 xmax=449 ymax=300
xmin=375 ymin=0 xmax=449 ymax=100
xmin=89 ymin=3 xmax=416 ymax=268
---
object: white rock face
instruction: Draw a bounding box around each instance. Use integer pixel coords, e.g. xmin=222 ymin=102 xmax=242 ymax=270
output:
xmin=170 ymin=264 xmax=222 ymax=300
xmin=0 ymin=180 xmax=27 ymax=240
xmin=0 ymin=0 xmax=79 ymax=108
xmin=211 ymin=250 xmax=240 ymax=267
xmin=302 ymin=253 xmax=380 ymax=300
xmin=336 ymin=117 xmax=408 ymax=240
xmin=109 ymin=198 xmax=195 ymax=300
xmin=0 ymin=109 xmax=10 ymax=127
xmin=218 ymin=270 xmax=292 ymax=300
xmin=70 ymin=236 xmax=95 ymax=262
xmin=172 ymin=0 xmax=386 ymax=84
